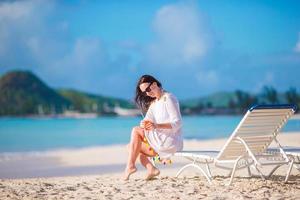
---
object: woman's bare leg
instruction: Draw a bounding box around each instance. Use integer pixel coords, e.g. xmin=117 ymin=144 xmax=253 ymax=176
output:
xmin=139 ymin=143 xmax=160 ymax=180
xmin=123 ymin=126 xmax=144 ymax=180
xmin=139 ymin=153 xmax=153 ymax=170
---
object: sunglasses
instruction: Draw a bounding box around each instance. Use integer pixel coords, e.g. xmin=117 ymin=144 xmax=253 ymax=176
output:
xmin=143 ymin=82 xmax=153 ymax=93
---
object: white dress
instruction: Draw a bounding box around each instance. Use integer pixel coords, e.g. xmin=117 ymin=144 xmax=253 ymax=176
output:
xmin=144 ymin=92 xmax=183 ymax=158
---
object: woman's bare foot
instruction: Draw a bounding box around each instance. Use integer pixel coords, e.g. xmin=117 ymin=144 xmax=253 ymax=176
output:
xmin=123 ymin=167 xmax=137 ymax=181
xmin=145 ymin=167 xmax=160 ymax=181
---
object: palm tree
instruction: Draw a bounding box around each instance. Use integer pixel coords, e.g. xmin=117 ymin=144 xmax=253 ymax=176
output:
xmin=234 ymin=90 xmax=257 ymax=112
xmin=285 ymin=87 xmax=299 ymax=104
xmin=262 ymin=86 xmax=278 ymax=104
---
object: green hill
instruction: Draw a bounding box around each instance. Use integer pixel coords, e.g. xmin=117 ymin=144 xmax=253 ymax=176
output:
xmin=0 ymin=70 xmax=70 ymax=115
xmin=181 ymin=91 xmax=236 ymax=108
xmin=57 ymin=89 xmax=135 ymax=114
xmin=0 ymin=70 xmax=136 ymax=116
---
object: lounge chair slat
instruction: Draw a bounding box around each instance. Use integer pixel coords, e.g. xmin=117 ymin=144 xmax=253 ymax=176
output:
xmin=242 ymin=118 xmax=283 ymax=123
xmin=239 ymin=126 xmax=280 ymax=130
xmin=237 ymin=130 xmax=275 ymax=135
xmin=237 ymin=127 xmax=281 ymax=132
xmin=247 ymin=115 xmax=287 ymax=119
xmin=224 ymin=144 xmax=267 ymax=150
xmin=240 ymin=136 xmax=273 ymax=141
xmin=251 ymin=109 xmax=292 ymax=114
xmin=240 ymin=123 xmax=282 ymax=127
xmin=239 ymin=134 xmax=275 ymax=138
xmin=248 ymin=113 xmax=287 ymax=117
xmin=243 ymin=140 xmax=270 ymax=144
xmin=243 ymin=117 xmax=283 ymax=121
xmin=242 ymin=120 xmax=282 ymax=124
xmin=224 ymin=146 xmax=264 ymax=151
xmin=249 ymin=111 xmax=291 ymax=115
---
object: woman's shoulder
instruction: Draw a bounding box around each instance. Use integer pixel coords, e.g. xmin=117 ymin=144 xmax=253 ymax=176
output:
xmin=163 ymin=92 xmax=178 ymax=103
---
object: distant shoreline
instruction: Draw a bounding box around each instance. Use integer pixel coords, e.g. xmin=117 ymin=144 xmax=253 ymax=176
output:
xmin=1 ymin=113 xmax=300 ymax=120
xmin=292 ymin=113 xmax=300 ymax=119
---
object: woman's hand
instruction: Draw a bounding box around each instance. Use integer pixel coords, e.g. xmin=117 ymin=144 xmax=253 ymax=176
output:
xmin=140 ymin=120 xmax=146 ymax=129
xmin=140 ymin=120 xmax=156 ymax=131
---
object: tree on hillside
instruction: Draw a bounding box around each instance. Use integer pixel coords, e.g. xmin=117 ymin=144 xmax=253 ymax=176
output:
xmin=285 ymin=87 xmax=299 ymax=107
xmin=262 ymin=86 xmax=278 ymax=104
xmin=234 ymin=90 xmax=257 ymax=111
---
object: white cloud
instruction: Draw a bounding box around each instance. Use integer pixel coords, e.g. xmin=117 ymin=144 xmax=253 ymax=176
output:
xmin=295 ymin=32 xmax=300 ymax=53
xmin=30 ymin=36 xmax=113 ymax=94
xmin=143 ymin=2 xmax=212 ymax=68
xmin=0 ymin=0 xmax=141 ymax=98
xmin=0 ymin=0 xmax=35 ymax=20
xmin=196 ymin=70 xmax=219 ymax=88
xmin=0 ymin=1 xmax=106 ymax=82
xmin=0 ymin=0 xmax=59 ymax=69
xmin=51 ymin=37 xmax=108 ymax=75
xmin=253 ymin=72 xmax=275 ymax=92
xmin=72 ymin=38 xmax=106 ymax=66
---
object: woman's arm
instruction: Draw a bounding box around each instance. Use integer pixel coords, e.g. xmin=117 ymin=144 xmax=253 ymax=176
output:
xmin=164 ymin=93 xmax=182 ymax=132
xmin=141 ymin=103 xmax=155 ymax=129
xmin=144 ymin=122 xmax=172 ymax=130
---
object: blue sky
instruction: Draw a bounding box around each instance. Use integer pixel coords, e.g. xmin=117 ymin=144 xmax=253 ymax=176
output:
xmin=0 ymin=0 xmax=300 ymax=100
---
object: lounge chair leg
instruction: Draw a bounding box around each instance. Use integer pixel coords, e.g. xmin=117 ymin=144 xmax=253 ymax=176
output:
xmin=227 ymin=169 xmax=233 ymax=177
xmin=176 ymin=164 xmax=189 ymax=177
xmin=227 ymin=159 xmax=240 ymax=186
xmin=295 ymin=164 xmax=300 ymax=171
xmin=205 ymin=161 xmax=212 ymax=178
xmin=245 ymin=159 xmax=252 ymax=177
xmin=176 ymin=163 xmax=212 ymax=185
xmin=247 ymin=166 xmax=252 ymax=177
xmin=294 ymin=156 xmax=300 ymax=171
xmin=285 ymin=160 xmax=294 ymax=183
xmin=265 ymin=165 xmax=282 ymax=179
xmin=251 ymin=165 xmax=265 ymax=180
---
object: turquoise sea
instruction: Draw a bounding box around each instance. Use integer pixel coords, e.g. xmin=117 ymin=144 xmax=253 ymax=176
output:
xmin=0 ymin=116 xmax=300 ymax=153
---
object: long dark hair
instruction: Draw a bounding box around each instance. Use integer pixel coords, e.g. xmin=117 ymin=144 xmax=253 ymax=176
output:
xmin=135 ymin=75 xmax=162 ymax=114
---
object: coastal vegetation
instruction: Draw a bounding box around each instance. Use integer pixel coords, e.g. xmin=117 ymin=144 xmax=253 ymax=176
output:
xmin=0 ymin=70 xmax=299 ymax=116
xmin=181 ymin=87 xmax=299 ymax=115
xmin=0 ymin=71 xmax=135 ymax=116
xmin=0 ymin=71 xmax=70 ymax=116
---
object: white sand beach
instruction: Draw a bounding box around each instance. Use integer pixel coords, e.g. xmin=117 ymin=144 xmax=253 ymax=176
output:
xmin=0 ymin=132 xmax=300 ymax=199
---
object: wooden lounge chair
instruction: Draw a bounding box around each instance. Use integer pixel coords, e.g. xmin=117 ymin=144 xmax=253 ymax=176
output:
xmin=174 ymin=104 xmax=297 ymax=185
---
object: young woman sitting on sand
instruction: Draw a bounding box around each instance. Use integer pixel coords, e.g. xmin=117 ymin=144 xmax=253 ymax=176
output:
xmin=123 ymin=75 xmax=183 ymax=180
